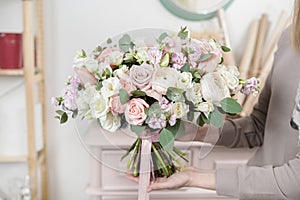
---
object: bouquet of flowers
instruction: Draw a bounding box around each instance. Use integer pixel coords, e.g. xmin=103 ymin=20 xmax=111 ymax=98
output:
xmin=52 ymin=27 xmax=259 ymax=178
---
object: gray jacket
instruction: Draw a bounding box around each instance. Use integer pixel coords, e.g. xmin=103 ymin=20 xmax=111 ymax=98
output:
xmin=216 ymin=28 xmax=300 ymax=200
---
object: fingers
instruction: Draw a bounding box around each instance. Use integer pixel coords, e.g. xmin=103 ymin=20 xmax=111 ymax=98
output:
xmin=148 ymin=181 xmax=172 ymax=192
xmin=125 ymin=173 xmax=139 ymax=183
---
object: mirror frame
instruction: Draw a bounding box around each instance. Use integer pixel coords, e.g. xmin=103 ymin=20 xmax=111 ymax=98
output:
xmin=160 ymin=0 xmax=234 ymax=21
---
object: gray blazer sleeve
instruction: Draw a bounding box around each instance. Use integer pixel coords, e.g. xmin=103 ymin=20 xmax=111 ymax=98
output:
xmin=216 ymin=152 xmax=300 ymax=199
xmin=216 ymin=67 xmax=273 ymax=148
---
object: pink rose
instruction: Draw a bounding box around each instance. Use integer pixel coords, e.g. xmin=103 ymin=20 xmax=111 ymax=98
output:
xmin=120 ymin=75 xmax=137 ymax=93
xmin=125 ymin=98 xmax=149 ymax=125
xmin=129 ymin=63 xmax=154 ymax=89
xmin=110 ymin=95 xmax=126 ymax=116
xmin=98 ymin=47 xmax=121 ymax=63
xmin=74 ymin=67 xmax=98 ymax=85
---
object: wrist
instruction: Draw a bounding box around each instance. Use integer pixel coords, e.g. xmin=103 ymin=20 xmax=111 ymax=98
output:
xmin=187 ymin=168 xmax=216 ymax=190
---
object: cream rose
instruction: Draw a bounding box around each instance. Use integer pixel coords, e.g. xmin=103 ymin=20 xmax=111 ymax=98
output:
xmin=151 ymin=67 xmax=180 ymax=95
xmin=172 ymin=102 xmax=188 ymax=118
xmin=219 ymin=70 xmax=239 ymax=90
xmin=99 ymin=112 xmax=121 ymax=132
xmin=129 ymin=63 xmax=154 ymax=89
xmin=125 ymin=98 xmax=149 ymax=125
xmin=109 ymin=51 xmax=123 ymax=66
xmin=101 ymin=77 xmax=121 ymax=97
xmin=186 ymin=82 xmax=203 ymax=104
xmin=195 ymin=102 xmax=214 ymax=117
xmin=200 ymin=72 xmax=230 ymax=104
xmin=176 ymin=72 xmax=193 ymax=90
xmin=89 ymin=93 xmax=109 ymax=119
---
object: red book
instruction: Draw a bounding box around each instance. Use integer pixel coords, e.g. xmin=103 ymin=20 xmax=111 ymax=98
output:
xmin=0 ymin=33 xmax=23 ymax=69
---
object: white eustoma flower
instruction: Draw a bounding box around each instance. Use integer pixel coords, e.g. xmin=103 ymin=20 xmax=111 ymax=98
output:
xmin=176 ymin=72 xmax=193 ymax=90
xmin=99 ymin=112 xmax=121 ymax=132
xmin=73 ymin=56 xmax=99 ymax=73
xmin=186 ymin=82 xmax=203 ymax=104
xmin=195 ymin=101 xmax=214 ymax=117
xmin=89 ymin=93 xmax=109 ymax=119
xmin=151 ymin=67 xmax=180 ymax=94
xmin=172 ymin=102 xmax=188 ymax=118
xmin=101 ymin=77 xmax=121 ymax=97
xmin=200 ymin=72 xmax=230 ymax=104
xmin=113 ymin=65 xmax=129 ymax=78
xmin=227 ymin=65 xmax=240 ymax=77
xmin=109 ymin=51 xmax=123 ymax=66
xmin=219 ymin=70 xmax=239 ymax=90
xmin=76 ymin=84 xmax=98 ymax=119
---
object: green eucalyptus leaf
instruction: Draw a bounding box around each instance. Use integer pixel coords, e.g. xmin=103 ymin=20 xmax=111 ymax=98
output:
xmin=198 ymin=53 xmax=213 ymax=62
xmin=159 ymin=128 xmax=175 ymax=152
xmin=221 ymin=45 xmax=231 ymax=52
xmin=60 ymin=112 xmax=68 ymax=124
xmin=130 ymin=125 xmax=146 ymax=135
xmin=180 ymin=63 xmax=190 ymax=72
xmin=119 ymin=34 xmax=134 ymax=52
xmin=166 ymin=87 xmax=185 ymax=102
xmin=220 ymin=97 xmax=242 ymax=114
xmin=131 ymin=90 xmax=146 ymax=97
xmin=96 ymin=82 xmax=103 ymax=91
xmin=119 ymin=88 xmax=130 ymax=105
xmin=187 ymin=111 xmax=194 ymax=122
xmin=159 ymin=32 xmax=168 ymax=42
xmin=107 ymin=38 xmax=112 ymax=44
xmin=177 ymin=26 xmax=189 ymax=40
xmin=209 ymin=109 xmax=223 ymax=128
xmin=56 ymin=110 xmax=64 ymax=116
xmin=166 ymin=119 xmax=185 ymax=139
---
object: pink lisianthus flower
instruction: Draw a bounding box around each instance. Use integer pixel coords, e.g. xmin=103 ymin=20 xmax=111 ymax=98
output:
xmin=62 ymin=75 xmax=81 ymax=110
xmin=168 ymin=114 xmax=177 ymax=126
xmin=125 ymin=98 xmax=149 ymax=125
xmin=110 ymin=95 xmax=126 ymax=116
xmin=171 ymin=52 xmax=187 ymax=70
xmin=241 ymin=77 xmax=260 ymax=96
xmin=148 ymin=114 xmax=167 ymax=130
xmin=148 ymin=48 xmax=163 ymax=64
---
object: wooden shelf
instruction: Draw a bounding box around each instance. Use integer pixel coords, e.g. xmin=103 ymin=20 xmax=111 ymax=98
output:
xmin=0 ymin=69 xmax=24 ymax=76
xmin=0 ymin=155 xmax=27 ymax=163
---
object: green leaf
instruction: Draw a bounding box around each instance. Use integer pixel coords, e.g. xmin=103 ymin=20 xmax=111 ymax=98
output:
xmin=119 ymin=88 xmax=130 ymax=105
xmin=166 ymin=119 xmax=185 ymax=139
xmin=160 ymin=53 xmax=170 ymax=67
xmin=219 ymin=57 xmax=224 ymax=64
xmin=95 ymin=82 xmax=103 ymax=91
xmin=130 ymin=125 xmax=146 ymax=135
xmin=196 ymin=113 xmax=208 ymax=127
xmin=187 ymin=111 xmax=194 ymax=122
xmin=72 ymin=109 xmax=78 ymax=118
xmin=209 ymin=109 xmax=223 ymax=128
xmin=180 ymin=63 xmax=190 ymax=72
xmin=81 ymin=49 xmax=87 ymax=58
xmin=177 ymin=26 xmax=189 ymax=40
xmin=198 ymin=53 xmax=214 ymax=62
xmin=60 ymin=112 xmax=68 ymax=124
xmin=220 ymin=97 xmax=242 ymax=114
xmin=119 ymin=34 xmax=134 ymax=52
xmin=159 ymin=128 xmax=175 ymax=152
xmin=56 ymin=110 xmax=64 ymax=116
xmin=131 ymin=90 xmax=146 ymax=97
xmin=106 ymin=38 xmax=112 ymax=44
xmin=159 ymin=32 xmax=168 ymax=42
xmin=166 ymin=87 xmax=184 ymax=102
xmin=221 ymin=45 xmax=231 ymax=52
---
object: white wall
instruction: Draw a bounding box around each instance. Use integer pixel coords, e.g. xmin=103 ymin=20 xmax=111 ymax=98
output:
xmin=0 ymin=0 xmax=294 ymax=199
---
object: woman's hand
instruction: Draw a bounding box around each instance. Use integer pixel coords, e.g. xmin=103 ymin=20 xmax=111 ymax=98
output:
xmin=147 ymin=166 xmax=216 ymax=192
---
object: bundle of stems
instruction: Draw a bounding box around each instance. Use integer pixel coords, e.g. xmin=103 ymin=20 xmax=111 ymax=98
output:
xmin=121 ymin=138 xmax=188 ymax=178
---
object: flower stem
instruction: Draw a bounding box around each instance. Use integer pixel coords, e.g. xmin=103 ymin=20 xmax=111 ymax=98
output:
xmin=126 ymin=138 xmax=141 ymax=169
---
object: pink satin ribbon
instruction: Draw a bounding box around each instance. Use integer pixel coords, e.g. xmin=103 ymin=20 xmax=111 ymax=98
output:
xmin=138 ymin=137 xmax=152 ymax=200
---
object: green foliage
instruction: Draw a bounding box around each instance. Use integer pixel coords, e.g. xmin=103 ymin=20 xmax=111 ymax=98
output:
xmin=180 ymin=63 xmax=190 ymax=72
xmin=106 ymin=38 xmax=112 ymax=44
xmin=221 ymin=45 xmax=231 ymax=52
xmin=177 ymin=26 xmax=189 ymax=40
xmin=220 ymin=97 xmax=242 ymax=114
xmin=95 ymin=81 xmax=103 ymax=91
xmin=166 ymin=119 xmax=185 ymax=139
xmin=119 ymin=88 xmax=130 ymax=105
xmin=209 ymin=109 xmax=223 ymax=128
xmin=130 ymin=125 xmax=146 ymax=135
xmin=160 ymin=53 xmax=170 ymax=67
xmin=198 ymin=53 xmax=213 ymax=62
xmin=131 ymin=90 xmax=146 ymax=97
xmin=119 ymin=34 xmax=134 ymax=52
xmin=159 ymin=128 xmax=175 ymax=152
xmin=166 ymin=87 xmax=185 ymax=102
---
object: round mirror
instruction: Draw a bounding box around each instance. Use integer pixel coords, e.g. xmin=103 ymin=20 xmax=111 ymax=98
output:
xmin=160 ymin=0 xmax=233 ymax=21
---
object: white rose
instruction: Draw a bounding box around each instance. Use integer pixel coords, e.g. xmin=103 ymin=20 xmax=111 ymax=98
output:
xmin=101 ymin=77 xmax=121 ymax=97
xmin=136 ymin=49 xmax=149 ymax=63
xmin=227 ymin=65 xmax=240 ymax=77
xmin=172 ymin=102 xmax=188 ymax=118
xmin=195 ymin=102 xmax=214 ymax=117
xmin=109 ymin=51 xmax=123 ymax=66
xmin=73 ymin=56 xmax=98 ymax=73
xmin=200 ymin=72 xmax=230 ymax=104
xmin=151 ymin=67 xmax=180 ymax=94
xmin=76 ymin=84 xmax=97 ymax=119
xmin=176 ymin=72 xmax=193 ymax=90
xmin=113 ymin=65 xmax=129 ymax=78
xmin=99 ymin=112 xmax=121 ymax=132
xmin=89 ymin=93 xmax=109 ymax=119
xmin=186 ymin=82 xmax=203 ymax=104
xmin=219 ymin=70 xmax=239 ymax=90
